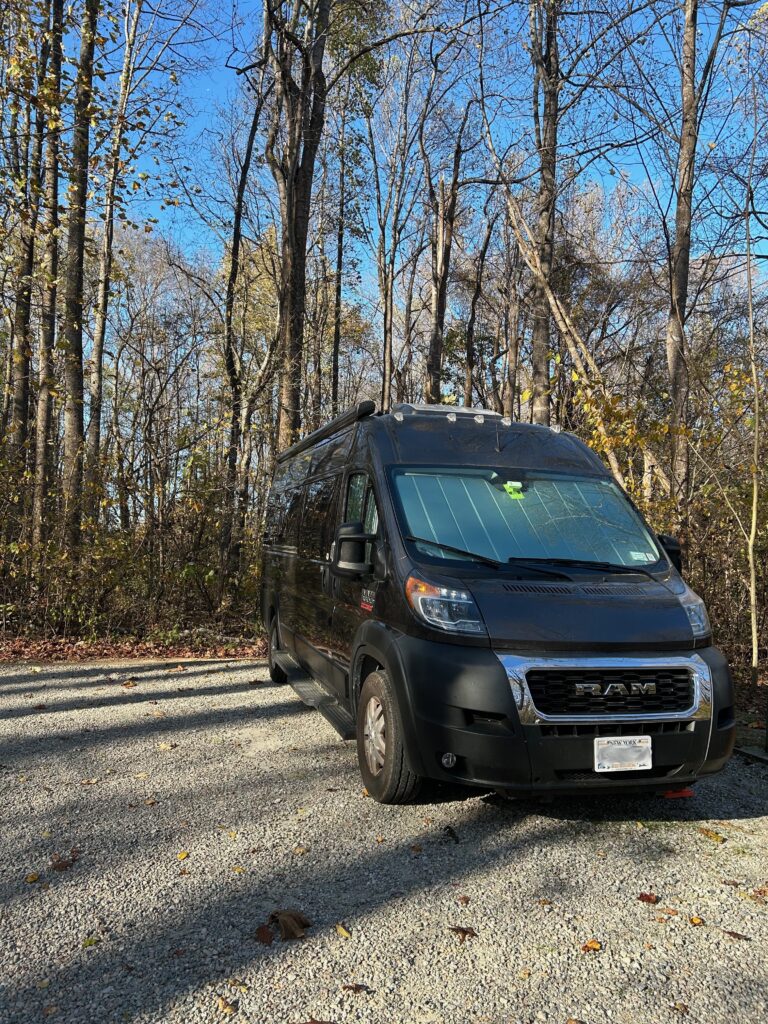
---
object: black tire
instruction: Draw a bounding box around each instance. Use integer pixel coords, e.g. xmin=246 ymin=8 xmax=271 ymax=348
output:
xmin=267 ymin=617 xmax=288 ymax=684
xmin=356 ymin=669 xmax=421 ymax=804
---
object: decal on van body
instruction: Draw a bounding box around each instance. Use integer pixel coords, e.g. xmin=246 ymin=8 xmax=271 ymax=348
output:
xmin=360 ymin=587 xmax=376 ymax=612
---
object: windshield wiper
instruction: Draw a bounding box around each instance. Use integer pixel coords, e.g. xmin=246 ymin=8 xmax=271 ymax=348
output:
xmin=405 ymin=537 xmax=571 ymax=579
xmin=511 ymin=556 xmax=657 ymax=581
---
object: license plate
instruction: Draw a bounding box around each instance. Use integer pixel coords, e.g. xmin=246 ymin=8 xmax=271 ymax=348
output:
xmin=594 ymin=735 xmax=652 ymax=773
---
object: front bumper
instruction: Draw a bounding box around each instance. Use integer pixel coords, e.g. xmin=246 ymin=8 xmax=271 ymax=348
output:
xmin=390 ymin=637 xmax=735 ymax=793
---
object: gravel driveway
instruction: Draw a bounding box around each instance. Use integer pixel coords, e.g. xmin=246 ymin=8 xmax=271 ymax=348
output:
xmin=1 ymin=659 xmax=767 ymax=1024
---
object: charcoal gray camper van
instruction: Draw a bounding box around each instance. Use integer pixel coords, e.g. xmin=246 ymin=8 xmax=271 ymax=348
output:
xmin=261 ymin=403 xmax=735 ymax=804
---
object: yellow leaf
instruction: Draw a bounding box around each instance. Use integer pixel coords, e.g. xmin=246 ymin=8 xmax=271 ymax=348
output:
xmin=335 ymin=922 xmax=352 ymax=939
xmin=177 ymin=850 xmax=189 ymax=861
xmin=227 ymin=830 xmax=237 ymax=840
xmin=581 ymin=938 xmax=602 ymax=953
xmin=689 ymin=915 xmax=705 ymax=926
xmin=698 ymin=827 xmax=726 ymax=844
xmin=25 ymin=872 xmax=40 ymax=883
xmin=82 ymin=936 xmax=100 ymax=948
xmin=135 ymin=772 xmax=149 ymax=780
xmin=216 ymin=995 xmax=237 ymax=1015
xmin=231 ymin=865 xmax=245 ymax=874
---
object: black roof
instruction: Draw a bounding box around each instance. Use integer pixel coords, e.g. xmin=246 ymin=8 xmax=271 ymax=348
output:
xmin=276 ymin=401 xmax=610 ymax=478
xmin=364 ymin=404 xmax=610 ymax=477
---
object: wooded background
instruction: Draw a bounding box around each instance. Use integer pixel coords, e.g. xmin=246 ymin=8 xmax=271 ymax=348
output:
xmin=0 ymin=0 xmax=765 ymax=679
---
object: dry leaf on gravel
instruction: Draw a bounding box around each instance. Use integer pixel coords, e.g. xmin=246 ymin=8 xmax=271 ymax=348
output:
xmin=269 ymin=908 xmax=312 ymax=940
xmin=216 ymin=995 xmax=237 ymax=1015
xmin=581 ymin=938 xmax=602 ymax=953
xmin=698 ymin=827 xmax=726 ymax=843
xmin=638 ymin=892 xmax=659 ymax=904
xmin=566 ymin=1019 xmax=586 ymax=1024
xmin=723 ymin=930 xmax=751 ymax=941
xmin=157 ymin=742 xmax=177 ymax=751
xmin=82 ymin=937 xmax=100 ymax=948
xmin=177 ymin=850 xmax=189 ymax=861
xmin=341 ymin=984 xmax=371 ymax=994
xmin=448 ymin=925 xmax=478 ymax=943
xmin=80 ymin=778 xmax=99 ymax=786
xmin=293 ymin=844 xmax=310 ymax=856
xmin=50 ymin=849 xmax=79 ymax=872
xmin=335 ymin=922 xmax=352 ymax=939
xmin=410 ymin=843 xmax=423 ymax=855
xmin=169 ymin=665 xmax=187 ymax=673
xmin=721 ymin=878 xmax=741 ymax=887
xmin=672 ymin=1003 xmax=689 ymax=1015
xmin=255 ymin=924 xmax=274 ymax=945
xmin=25 ymin=872 xmax=40 ymax=883
xmin=689 ymin=915 xmax=705 ymax=926
xmin=32 ymin=703 xmax=47 ymax=710
xmin=231 ymin=866 xmax=245 ymax=874
xmin=121 ymin=680 xmax=137 ymax=689
xmin=457 ymin=895 xmax=470 ymax=906
xmin=144 ymin=798 xmax=157 ymax=807
xmin=659 ymin=907 xmax=678 ymax=916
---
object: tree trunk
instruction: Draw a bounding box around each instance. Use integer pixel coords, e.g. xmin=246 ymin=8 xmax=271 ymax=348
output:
xmin=85 ymin=0 xmax=142 ymax=522
xmin=61 ymin=0 xmax=100 ymax=554
xmin=464 ymin=214 xmax=495 ymax=407
xmin=529 ymin=0 xmax=559 ymax=427
xmin=665 ymin=0 xmax=698 ymax=521
xmin=32 ymin=0 xmax=64 ymax=551
xmin=331 ymin=100 xmax=347 ymax=417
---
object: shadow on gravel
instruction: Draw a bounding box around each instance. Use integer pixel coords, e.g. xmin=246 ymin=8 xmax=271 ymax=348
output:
xmin=0 ymin=692 xmax=310 ymax=763
xmin=0 ymin=660 xmax=260 ymax=695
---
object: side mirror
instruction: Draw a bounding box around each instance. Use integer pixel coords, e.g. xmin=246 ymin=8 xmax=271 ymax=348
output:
xmin=658 ymin=533 xmax=683 ymax=573
xmin=331 ymin=521 xmax=375 ymax=577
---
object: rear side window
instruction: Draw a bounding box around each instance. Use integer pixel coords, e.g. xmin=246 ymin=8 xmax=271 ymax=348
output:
xmin=300 ymin=476 xmax=339 ymax=558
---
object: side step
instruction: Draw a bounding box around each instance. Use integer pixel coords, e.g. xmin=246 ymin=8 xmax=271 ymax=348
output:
xmin=274 ymin=652 xmax=356 ymax=741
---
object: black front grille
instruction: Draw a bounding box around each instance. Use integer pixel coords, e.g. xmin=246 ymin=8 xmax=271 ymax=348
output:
xmin=526 ymin=668 xmax=694 ymax=717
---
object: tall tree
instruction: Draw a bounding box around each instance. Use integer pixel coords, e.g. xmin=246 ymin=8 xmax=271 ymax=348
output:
xmin=61 ymin=0 xmax=101 ymax=553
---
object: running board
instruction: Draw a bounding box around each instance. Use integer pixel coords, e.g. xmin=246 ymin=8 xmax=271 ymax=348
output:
xmin=274 ymin=652 xmax=355 ymax=741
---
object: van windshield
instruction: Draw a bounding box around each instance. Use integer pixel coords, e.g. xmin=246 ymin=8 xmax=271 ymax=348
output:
xmin=391 ymin=467 xmax=662 ymax=569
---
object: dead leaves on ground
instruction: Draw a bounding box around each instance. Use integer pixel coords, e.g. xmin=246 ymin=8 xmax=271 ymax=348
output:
xmin=50 ymin=848 xmax=80 ymax=872
xmin=216 ymin=995 xmax=238 ymax=1016
xmin=637 ymin=892 xmax=659 ymax=905
xmin=698 ymin=827 xmax=727 ymax=844
xmin=257 ymin=908 xmax=312 ymax=942
xmin=334 ymin=922 xmax=352 ymax=939
xmin=580 ymin=938 xmax=602 ymax=953
xmin=448 ymin=925 xmax=477 ymax=944
xmin=341 ymin=983 xmax=371 ymax=994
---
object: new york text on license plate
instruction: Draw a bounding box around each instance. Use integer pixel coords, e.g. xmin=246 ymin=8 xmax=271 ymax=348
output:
xmin=594 ymin=735 xmax=652 ymax=772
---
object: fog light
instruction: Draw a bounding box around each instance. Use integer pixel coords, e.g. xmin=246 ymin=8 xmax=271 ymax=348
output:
xmin=441 ymin=752 xmax=457 ymax=769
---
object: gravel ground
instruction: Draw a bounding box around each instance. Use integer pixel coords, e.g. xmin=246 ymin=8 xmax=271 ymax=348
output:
xmin=1 ymin=659 xmax=767 ymax=1024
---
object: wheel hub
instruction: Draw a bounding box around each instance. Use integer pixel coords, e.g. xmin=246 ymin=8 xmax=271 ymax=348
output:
xmin=363 ymin=695 xmax=386 ymax=775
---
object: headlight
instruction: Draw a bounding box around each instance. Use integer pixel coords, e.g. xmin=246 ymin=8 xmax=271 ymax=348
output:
xmin=405 ymin=575 xmax=487 ymax=635
xmin=680 ymin=589 xmax=711 ymax=638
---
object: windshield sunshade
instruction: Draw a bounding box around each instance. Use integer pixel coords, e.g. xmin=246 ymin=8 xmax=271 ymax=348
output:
xmin=392 ymin=468 xmax=661 ymax=568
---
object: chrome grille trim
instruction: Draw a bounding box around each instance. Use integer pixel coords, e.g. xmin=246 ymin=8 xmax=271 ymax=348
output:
xmin=495 ymin=653 xmax=712 ymax=725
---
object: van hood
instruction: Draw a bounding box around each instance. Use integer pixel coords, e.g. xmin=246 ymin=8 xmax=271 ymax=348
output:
xmin=466 ymin=577 xmax=695 ymax=652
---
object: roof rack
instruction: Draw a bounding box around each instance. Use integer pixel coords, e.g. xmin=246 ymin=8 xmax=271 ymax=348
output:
xmin=276 ymin=400 xmax=377 ymax=464
xmin=390 ymin=403 xmax=503 ymax=418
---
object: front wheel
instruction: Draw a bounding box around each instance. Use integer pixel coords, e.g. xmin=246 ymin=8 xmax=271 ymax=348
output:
xmin=356 ymin=669 xmax=421 ymax=804
xmin=267 ymin=617 xmax=288 ymax=684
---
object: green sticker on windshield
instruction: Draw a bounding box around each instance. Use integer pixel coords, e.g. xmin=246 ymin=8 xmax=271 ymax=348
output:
xmin=503 ymin=481 xmax=524 ymax=499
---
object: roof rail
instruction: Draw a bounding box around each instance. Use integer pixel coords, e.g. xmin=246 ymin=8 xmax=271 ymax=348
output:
xmin=391 ymin=403 xmax=503 ymax=418
xmin=276 ymin=400 xmax=377 ymax=464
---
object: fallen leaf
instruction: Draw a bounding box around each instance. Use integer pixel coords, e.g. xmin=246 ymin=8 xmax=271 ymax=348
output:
xmin=80 ymin=778 xmax=99 ymax=786
xmin=216 ymin=995 xmax=237 ymax=1015
xmin=643 ymin=942 xmax=655 ymax=950
xmin=375 ymin=836 xmax=384 ymax=844
xmin=232 ymin=866 xmax=245 ymax=874
xmin=341 ymin=983 xmax=371 ymax=994
xmin=689 ymin=915 xmax=705 ymax=926
xmin=581 ymin=938 xmax=602 ymax=953
xmin=672 ymin=1002 xmax=689 ymax=1015
xmin=135 ymin=772 xmax=149 ymax=780
xmin=255 ymin=924 xmax=274 ymax=945
xmin=566 ymin=1019 xmax=586 ymax=1024
xmin=335 ymin=922 xmax=352 ymax=939
xmin=723 ymin=929 xmax=751 ymax=941
xmin=448 ymin=925 xmax=477 ymax=943
xmin=158 ymin=742 xmax=177 ymax=751
xmin=228 ymin=978 xmax=248 ymax=993
xmin=32 ymin=703 xmax=48 ymax=710
xmin=410 ymin=843 xmax=423 ymax=855
xmin=293 ymin=844 xmax=310 ymax=856
xmin=50 ymin=849 xmax=80 ymax=872
xmin=25 ymin=872 xmax=40 ymax=884
xmin=169 ymin=664 xmax=187 ymax=673
xmin=721 ymin=878 xmax=741 ymax=887
xmin=144 ymin=797 xmax=157 ymax=807
xmin=177 ymin=850 xmax=189 ymax=861
xmin=36 ymin=980 xmax=50 ymax=990
xmin=518 ymin=967 xmax=532 ymax=979
xmin=121 ymin=680 xmax=137 ymax=688
xmin=659 ymin=907 xmax=678 ymax=916
xmin=457 ymin=895 xmax=470 ymax=906
xmin=269 ymin=908 xmax=312 ymax=940
xmin=537 ymin=898 xmax=553 ymax=906
xmin=82 ymin=936 xmax=100 ymax=949
xmin=638 ymin=892 xmax=659 ymax=905
xmin=361 ymin=787 xmax=369 ymax=798
xmin=698 ymin=827 xmax=726 ymax=844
